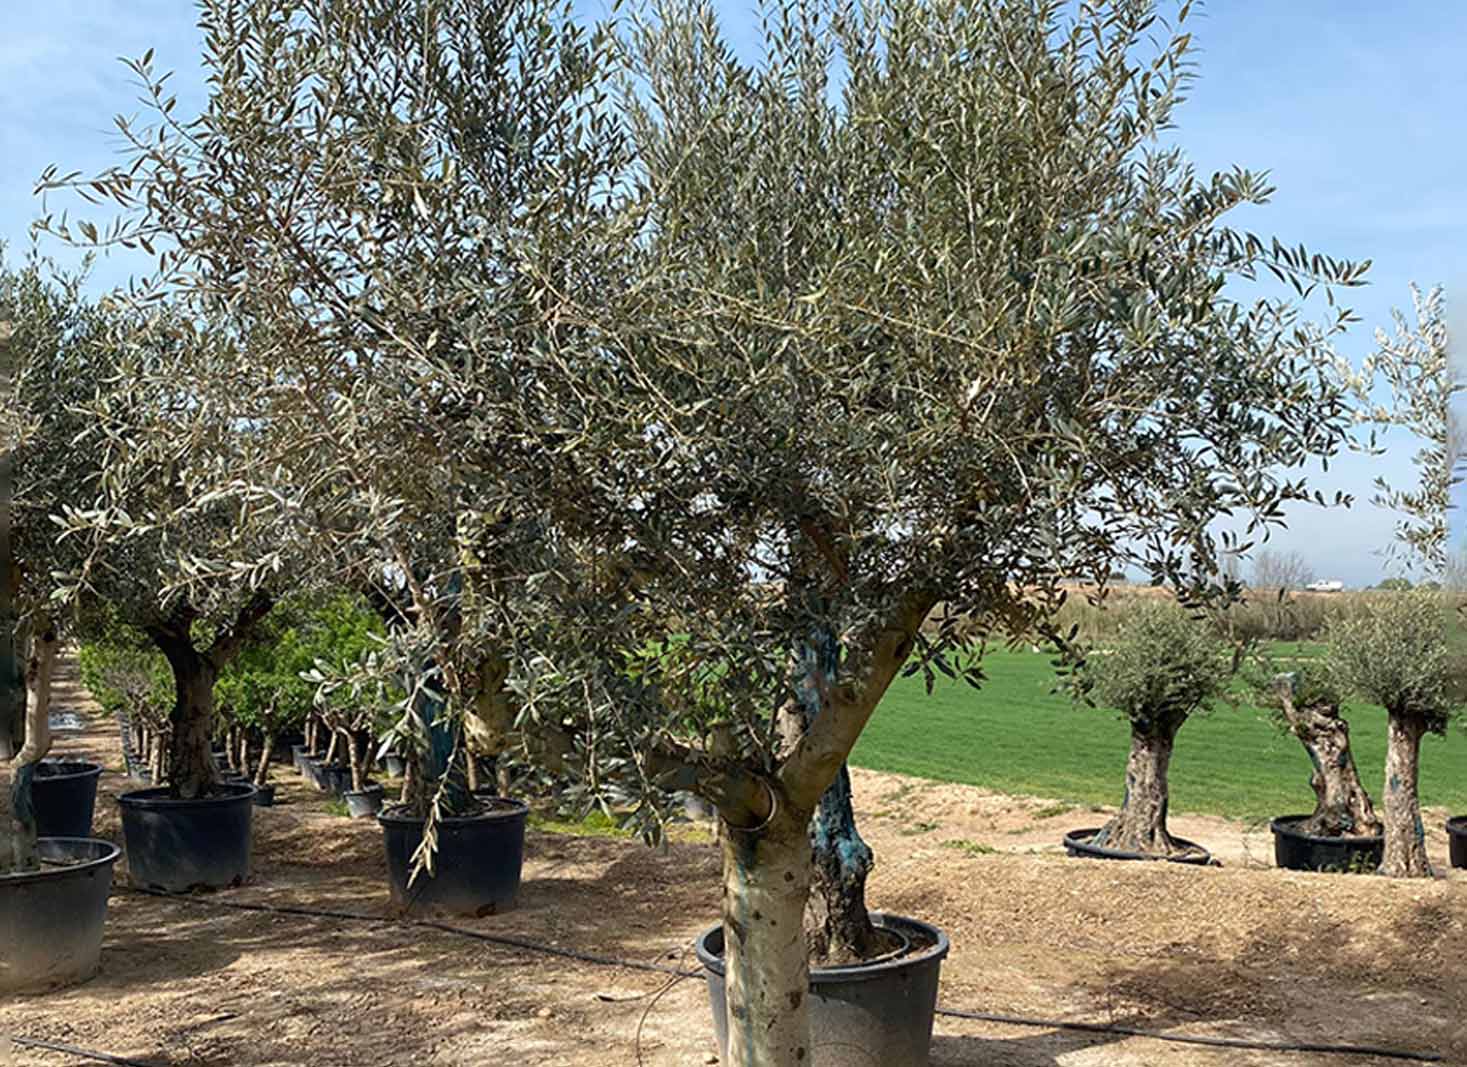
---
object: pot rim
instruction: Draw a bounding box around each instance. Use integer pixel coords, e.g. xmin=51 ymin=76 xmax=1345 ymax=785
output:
xmin=695 ymin=912 xmax=950 ymax=983
xmin=1446 ymin=815 xmax=1467 ymax=834
xmin=343 ymin=783 xmax=385 ymax=798
xmin=35 ymin=759 xmax=105 ymax=781
xmin=378 ymin=796 xmax=529 ymax=827
xmin=118 ymin=782 xmax=258 ymax=809
xmin=0 ymin=838 xmax=122 ymax=887
xmin=1269 ymin=814 xmax=1385 ymax=845
xmin=1062 ymin=826 xmax=1212 ymax=865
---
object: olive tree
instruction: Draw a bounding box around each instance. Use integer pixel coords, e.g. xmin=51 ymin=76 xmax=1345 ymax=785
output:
xmin=506 ymin=0 xmax=1367 ymax=1059
xmin=36 ymin=0 xmax=628 ymax=820
xmin=1327 ymin=594 xmax=1462 ymax=876
xmin=1070 ymin=603 xmax=1229 ymax=855
xmin=1258 ymin=663 xmax=1381 ymax=838
xmin=0 ymin=253 xmax=111 ymax=871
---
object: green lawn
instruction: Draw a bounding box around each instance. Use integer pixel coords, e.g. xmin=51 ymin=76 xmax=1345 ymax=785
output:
xmin=851 ymin=646 xmax=1467 ymax=824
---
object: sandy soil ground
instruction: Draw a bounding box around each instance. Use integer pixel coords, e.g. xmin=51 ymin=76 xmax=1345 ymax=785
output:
xmin=2 ymin=658 xmax=1464 ymax=1067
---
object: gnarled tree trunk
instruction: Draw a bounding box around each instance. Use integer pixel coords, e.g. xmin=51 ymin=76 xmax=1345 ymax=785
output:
xmin=2 ymin=622 xmax=57 ymax=874
xmin=151 ymin=637 xmax=220 ymax=801
xmin=795 ymin=627 xmax=878 ymax=965
xmin=1275 ymin=682 xmax=1381 ymax=837
xmin=1380 ymin=711 xmax=1431 ymax=877
xmin=1093 ymin=723 xmax=1186 ymax=855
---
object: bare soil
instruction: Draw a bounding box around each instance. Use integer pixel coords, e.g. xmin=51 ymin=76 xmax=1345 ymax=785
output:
xmin=3 ymin=658 xmax=1465 ymax=1067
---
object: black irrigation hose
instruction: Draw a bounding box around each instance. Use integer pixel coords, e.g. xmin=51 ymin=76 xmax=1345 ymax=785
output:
xmin=119 ymin=888 xmax=1443 ymax=1063
xmin=931 ymin=1008 xmax=1444 ymax=1062
xmin=12 ymin=1035 xmax=166 ymax=1067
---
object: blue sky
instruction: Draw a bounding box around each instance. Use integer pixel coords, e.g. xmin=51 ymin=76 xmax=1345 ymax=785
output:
xmin=4 ymin=1 xmax=1465 ymax=587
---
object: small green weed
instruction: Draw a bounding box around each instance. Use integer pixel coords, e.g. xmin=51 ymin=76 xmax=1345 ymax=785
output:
xmin=941 ymin=839 xmax=997 ymax=856
xmin=1032 ymin=802 xmax=1073 ymax=820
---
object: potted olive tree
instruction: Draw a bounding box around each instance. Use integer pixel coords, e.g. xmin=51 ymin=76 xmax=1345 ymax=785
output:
xmin=1255 ymin=662 xmax=1384 ymax=871
xmin=1060 ymin=603 xmax=1228 ymax=863
xmin=1327 ymin=593 xmax=1462 ymax=877
xmin=0 ymin=253 xmax=122 ymax=994
xmin=520 ymin=1 xmax=1367 ymax=1061
xmin=48 ymin=314 xmax=300 ymax=893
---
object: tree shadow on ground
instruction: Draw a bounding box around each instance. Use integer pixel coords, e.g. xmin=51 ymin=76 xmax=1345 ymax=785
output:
xmin=931 ymin=1026 xmax=1126 ymax=1067
xmin=1085 ymin=887 xmax=1465 ymax=1064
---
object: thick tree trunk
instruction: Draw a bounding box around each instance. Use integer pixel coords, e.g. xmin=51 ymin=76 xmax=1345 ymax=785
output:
xmin=254 ymin=733 xmax=274 ymax=787
xmin=237 ymin=730 xmax=249 ymax=775
xmin=159 ymin=650 xmax=219 ymax=801
xmin=1 ymin=623 xmax=57 ymax=874
xmin=720 ymin=801 xmax=815 ymax=1067
xmin=323 ymin=729 xmax=340 ymax=766
xmin=465 ymin=752 xmax=480 ymax=792
xmin=1380 ymin=712 xmax=1431 ymax=878
xmin=1093 ymin=726 xmax=1185 ymax=855
xmin=305 ymin=717 xmax=316 ymax=754
xmin=1275 ymin=686 xmax=1381 ymax=836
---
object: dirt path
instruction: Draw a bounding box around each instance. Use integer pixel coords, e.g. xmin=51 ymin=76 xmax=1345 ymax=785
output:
xmin=3 ymin=657 xmax=1464 ymax=1066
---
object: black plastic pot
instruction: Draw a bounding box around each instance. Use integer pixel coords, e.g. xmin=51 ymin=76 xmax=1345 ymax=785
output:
xmin=252 ymin=784 xmax=276 ymax=808
xmin=0 ymin=838 xmax=121 ymax=994
xmin=1270 ymin=815 xmax=1384 ymax=873
xmin=697 ymin=913 xmax=949 ymax=1066
xmin=32 ymin=759 xmax=104 ymax=839
xmin=302 ymin=757 xmax=329 ymax=792
xmin=1062 ymin=827 xmax=1212 ymax=865
xmin=344 ymin=783 xmax=385 ymax=819
xmin=1447 ymin=816 xmax=1467 ymax=870
xmin=379 ymin=797 xmax=529 ymax=916
xmin=322 ymin=764 xmax=354 ymax=796
xmin=118 ymin=782 xmax=256 ymax=892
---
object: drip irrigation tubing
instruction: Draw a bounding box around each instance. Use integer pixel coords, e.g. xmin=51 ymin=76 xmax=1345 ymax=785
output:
xmin=117 ymin=887 xmax=1443 ymax=1062
xmin=9 ymin=1035 xmax=166 ymax=1067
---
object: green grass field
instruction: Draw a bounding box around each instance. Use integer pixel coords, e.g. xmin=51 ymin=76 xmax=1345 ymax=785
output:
xmin=851 ymin=645 xmax=1467 ymax=824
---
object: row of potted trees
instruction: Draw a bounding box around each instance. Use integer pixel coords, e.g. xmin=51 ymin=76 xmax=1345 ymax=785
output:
xmin=1059 ymin=593 xmax=1466 ymax=877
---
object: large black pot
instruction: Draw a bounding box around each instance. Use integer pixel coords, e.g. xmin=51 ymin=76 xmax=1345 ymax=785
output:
xmin=32 ymin=759 xmax=104 ymax=838
xmin=0 ymin=838 xmax=121 ymax=994
xmin=697 ymin=913 xmax=949 ymax=1066
xmin=118 ymin=782 xmax=256 ymax=892
xmin=379 ymin=797 xmax=529 ymax=916
xmin=1062 ymin=827 xmax=1212 ymax=865
xmin=1448 ymin=816 xmax=1467 ymax=870
xmin=1270 ymin=815 xmax=1384 ymax=873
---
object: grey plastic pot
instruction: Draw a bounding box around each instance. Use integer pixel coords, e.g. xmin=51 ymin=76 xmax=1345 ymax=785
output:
xmin=1062 ymin=827 xmax=1212 ymax=865
xmin=0 ymin=838 xmax=121 ymax=994
xmin=291 ymin=744 xmax=311 ymax=773
xmin=1270 ymin=815 xmax=1383 ymax=873
xmin=118 ymin=782 xmax=256 ymax=892
xmin=696 ymin=912 xmax=949 ymax=1067
xmin=343 ymin=783 xmax=384 ymax=819
xmin=383 ymin=754 xmax=407 ymax=779
xmin=32 ymin=759 xmax=104 ymax=838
